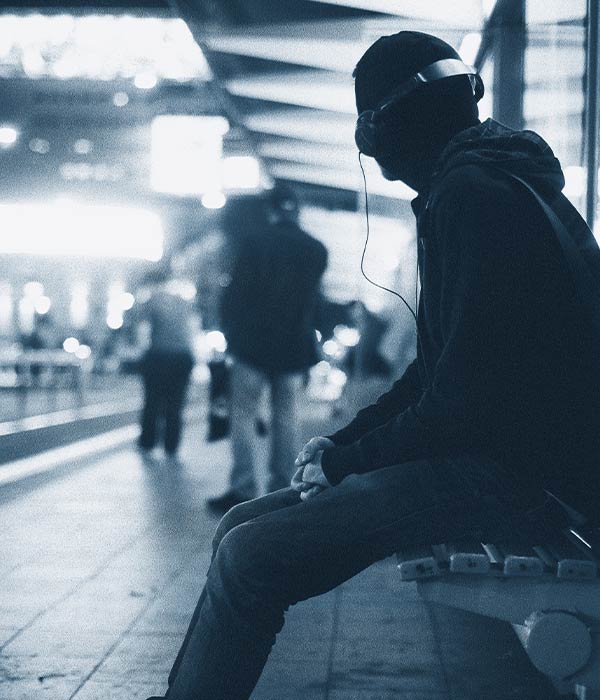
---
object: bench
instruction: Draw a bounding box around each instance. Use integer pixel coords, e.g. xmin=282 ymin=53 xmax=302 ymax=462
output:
xmin=0 ymin=348 xmax=88 ymax=391
xmin=397 ymin=493 xmax=600 ymax=699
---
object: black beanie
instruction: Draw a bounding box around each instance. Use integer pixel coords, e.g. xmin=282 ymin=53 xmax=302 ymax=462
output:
xmin=354 ymin=31 xmax=480 ymax=156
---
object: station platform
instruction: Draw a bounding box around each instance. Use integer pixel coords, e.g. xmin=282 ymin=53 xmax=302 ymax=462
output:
xmin=0 ymin=383 xmax=561 ymax=700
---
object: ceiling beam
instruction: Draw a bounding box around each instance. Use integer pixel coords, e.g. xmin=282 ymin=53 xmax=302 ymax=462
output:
xmin=204 ymin=34 xmax=366 ymax=72
xmin=226 ymin=71 xmax=355 ymax=113
xmin=244 ymin=109 xmax=355 ymax=144
xmin=301 ymin=0 xmax=487 ymax=28
xmin=205 ymin=17 xmax=395 ymax=41
xmin=203 ymin=20 xmax=472 ymax=73
xmin=258 ymin=139 xmax=357 ymax=169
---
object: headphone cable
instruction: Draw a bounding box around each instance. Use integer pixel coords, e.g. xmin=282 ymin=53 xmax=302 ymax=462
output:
xmin=358 ymin=152 xmax=417 ymax=325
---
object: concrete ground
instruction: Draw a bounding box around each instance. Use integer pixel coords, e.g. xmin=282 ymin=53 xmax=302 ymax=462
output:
xmin=0 ymin=390 xmax=561 ymax=700
xmin=0 ymin=375 xmax=143 ymax=423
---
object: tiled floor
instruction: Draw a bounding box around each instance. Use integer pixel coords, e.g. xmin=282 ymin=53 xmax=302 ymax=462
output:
xmin=0 ymin=407 xmax=561 ymax=699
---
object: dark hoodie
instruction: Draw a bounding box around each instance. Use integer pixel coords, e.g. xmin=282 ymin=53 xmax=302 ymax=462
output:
xmin=322 ymin=119 xmax=600 ymax=516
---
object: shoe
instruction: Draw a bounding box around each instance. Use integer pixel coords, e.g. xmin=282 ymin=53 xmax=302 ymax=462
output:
xmin=255 ymin=417 xmax=268 ymax=436
xmin=137 ymin=445 xmax=158 ymax=465
xmin=206 ymin=490 xmax=250 ymax=515
xmin=137 ymin=436 xmax=156 ymax=451
xmin=164 ymin=451 xmax=182 ymax=466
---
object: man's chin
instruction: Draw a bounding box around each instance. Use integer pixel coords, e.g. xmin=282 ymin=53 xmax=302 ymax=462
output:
xmin=378 ymin=164 xmax=399 ymax=181
xmin=376 ymin=158 xmax=418 ymax=188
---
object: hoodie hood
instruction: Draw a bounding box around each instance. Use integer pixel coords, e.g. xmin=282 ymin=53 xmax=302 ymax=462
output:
xmin=431 ymin=118 xmax=565 ymax=199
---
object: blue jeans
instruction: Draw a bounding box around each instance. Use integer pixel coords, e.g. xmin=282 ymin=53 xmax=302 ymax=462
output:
xmin=229 ymin=359 xmax=303 ymax=497
xmin=139 ymin=350 xmax=194 ymax=455
xmin=165 ymin=456 xmax=549 ymax=700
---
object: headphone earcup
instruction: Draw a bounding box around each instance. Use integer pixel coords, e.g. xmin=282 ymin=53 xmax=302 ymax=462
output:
xmin=355 ymin=110 xmax=379 ymax=157
xmin=473 ymin=73 xmax=484 ymax=102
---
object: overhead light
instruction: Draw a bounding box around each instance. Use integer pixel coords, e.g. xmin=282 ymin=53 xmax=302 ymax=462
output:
xmin=75 ymin=344 xmax=92 ymax=360
xmin=70 ymin=283 xmax=89 ymax=329
xmin=205 ymin=330 xmax=227 ymax=353
xmin=22 ymin=49 xmax=45 ymax=78
xmin=73 ymin=138 xmax=92 ymax=155
xmin=29 ymin=138 xmax=50 ymax=154
xmin=0 ymin=284 xmax=13 ymax=335
xmin=60 ymin=162 xmax=124 ymax=182
xmin=120 ymin=292 xmax=135 ymax=310
xmin=222 ymin=156 xmax=261 ymax=190
xmin=52 ymin=55 xmax=78 ymax=80
xmin=0 ymin=126 xmax=18 ymax=146
xmin=202 ymin=191 xmax=226 ymax=209
xmin=0 ymin=15 xmax=211 ymax=83
xmin=34 ymin=296 xmax=52 ymax=315
xmin=24 ymin=281 xmax=44 ymax=298
xmin=165 ymin=279 xmax=196 ymax=301
xmin=106 ymin=313 xmax=124 ymax=330
xmin=0 ymin=202 xmax=164 ymax=261
xmin=333 ymin=324 xmax=360 ymax=347
xmin=63 ymin=337 xmax=80 ymax=353
xmin=113 ymin=91 xmax=129 ymax=107
xmin=18 ymin=296 xmax=35 ymax=334
xmin=134 ymin=71 xmax=157 ymax=90
xmin=151 ymin=115 xmax=229 ymax=196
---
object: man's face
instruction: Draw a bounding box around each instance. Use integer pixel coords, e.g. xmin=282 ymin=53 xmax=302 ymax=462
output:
xmin=374 ymin=147 xmax=421 ymax=189
xmin=360 ymin=102 xmax=420 ymax=184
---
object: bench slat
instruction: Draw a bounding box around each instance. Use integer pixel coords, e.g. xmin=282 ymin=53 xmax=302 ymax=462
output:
xmin=396 ymin=524 xmax=600 ymax=582
xmin=557 ymin=558 xmax=597 ymax=580
xmin=447 ymin=542 xmax=491 ymax=574
xmin=497 ymin=544 xmax=545 ymax=577
xmin=397 ymin=547 xmax=440 ymax=581
xmin=546 ymin=533 xmax=598 ymax=580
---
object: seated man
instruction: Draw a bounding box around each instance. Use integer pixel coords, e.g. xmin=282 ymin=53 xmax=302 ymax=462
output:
xmin=148 ymin=31 xmax=600 ymax=700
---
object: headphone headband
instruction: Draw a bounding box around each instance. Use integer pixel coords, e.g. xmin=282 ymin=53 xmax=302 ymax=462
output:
xmin=377 ymin=58 xmax=479 ymax=113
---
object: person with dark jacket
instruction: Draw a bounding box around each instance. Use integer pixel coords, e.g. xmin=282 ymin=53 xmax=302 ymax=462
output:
xmin=206 ymin=187 xmax=328 ymax=513
xmin=146 ymin=31 xmax=600 ymax=700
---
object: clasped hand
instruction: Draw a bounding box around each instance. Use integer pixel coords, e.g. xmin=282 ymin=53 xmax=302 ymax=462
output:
xmin=290 ymin=436 xmax=334 ymax=501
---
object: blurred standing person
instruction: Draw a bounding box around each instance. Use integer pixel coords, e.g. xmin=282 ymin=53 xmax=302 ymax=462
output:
xmin=136 ymin=267 xmax=195 ymax=461
xmin=189 ymin=230 xmax=234 ymax=443
xmin=207 ymin=187 xmax=328 ymax=513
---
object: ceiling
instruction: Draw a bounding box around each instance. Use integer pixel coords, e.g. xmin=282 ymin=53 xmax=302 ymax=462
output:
xmin=0 ymin=0 xmax=589 ymax=307
xmin=0 ymin=0 xmax=494 ymax=213
xmin=0 ymin=0 xmax=587 ymax=215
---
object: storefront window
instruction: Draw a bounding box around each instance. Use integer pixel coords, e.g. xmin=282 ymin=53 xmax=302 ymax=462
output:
xmin=524 ymin=1 xmax=587 ymax=213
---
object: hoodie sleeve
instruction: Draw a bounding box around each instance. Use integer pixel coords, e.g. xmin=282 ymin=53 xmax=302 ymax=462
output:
xmin=321 ymin=171 xmax=532 ymax=486
xmin=326 ymin=359 xmax=422 ymax=446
